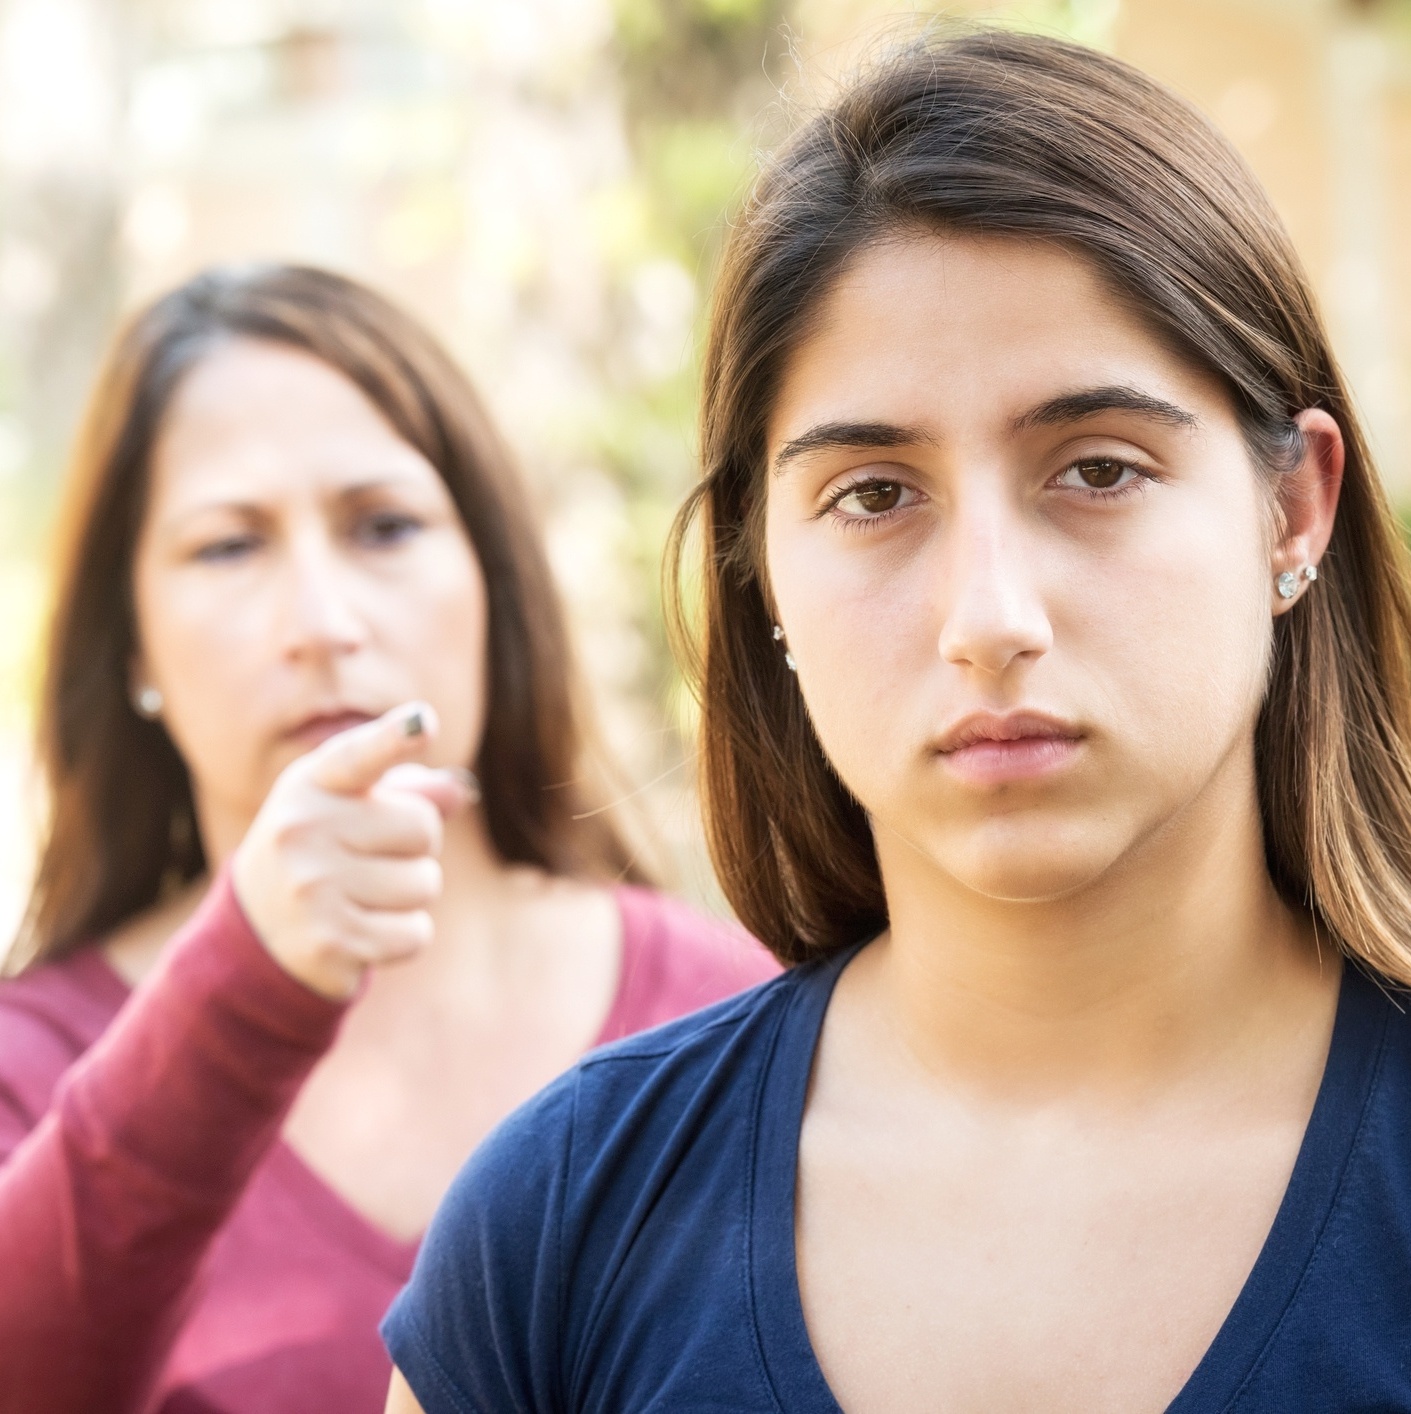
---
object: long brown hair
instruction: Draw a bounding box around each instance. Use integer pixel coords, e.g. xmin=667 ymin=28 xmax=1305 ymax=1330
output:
xmin=670 ymin=29 xmax=1411 ymax=981
xmin=16 ymin=263 xmax=643 ymax=970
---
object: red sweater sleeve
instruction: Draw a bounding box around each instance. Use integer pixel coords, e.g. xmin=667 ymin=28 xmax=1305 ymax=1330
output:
xmin=0 ymin=871 xmax=348 ymax=1414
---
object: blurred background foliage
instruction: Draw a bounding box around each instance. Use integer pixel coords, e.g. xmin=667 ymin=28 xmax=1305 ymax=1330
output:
xmin=2 ymin=0 xmax=1410 ymax=939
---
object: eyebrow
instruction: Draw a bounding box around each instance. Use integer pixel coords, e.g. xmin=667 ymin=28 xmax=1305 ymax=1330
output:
xmin=772 ymin=421 xmax=937 ymax=473
xmin=1011 ymin=385 xmax=1198 ymax=433
xmin=772 ymin=387 xmax=1196 ymax=474
xmin=162 ymin=477 xmax=425 ymax=528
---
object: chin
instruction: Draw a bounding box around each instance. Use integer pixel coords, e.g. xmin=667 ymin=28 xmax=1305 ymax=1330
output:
xmin=928 ymin=816 xmax=1131 ymax=904
xmin=953 ymin=859 xmax=1114 ymax=904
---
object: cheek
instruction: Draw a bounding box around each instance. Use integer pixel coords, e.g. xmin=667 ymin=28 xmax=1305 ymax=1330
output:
xmin=131 ymin=555 xmax=300 ymax=841
xmin=1074 ymin=489 xmax=1273 ymax=778
xmin=375 ymin=536 xmax=491 ymax=768
xmin=133 ymin=557 xmax=280 ymax=771
xmin=763 ymin=502 xmax=926 ymax=778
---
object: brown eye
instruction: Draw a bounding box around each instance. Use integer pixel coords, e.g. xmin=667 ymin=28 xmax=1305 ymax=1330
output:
xmin=853 ymin=482 xmax=902 ymax=513
xmin=356 ymin=511 xmax=422 ymax=547
xmin=830 ymin=478 xmax=917 ymax=521
xmin=194 ymin=534 xmax=260 ymax=563
xmin=1075 ymin=459 xmax=1126 ymax=489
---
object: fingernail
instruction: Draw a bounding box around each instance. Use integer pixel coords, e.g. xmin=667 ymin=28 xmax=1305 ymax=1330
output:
xmin=403 ymin=709 xmax=425 ymax=738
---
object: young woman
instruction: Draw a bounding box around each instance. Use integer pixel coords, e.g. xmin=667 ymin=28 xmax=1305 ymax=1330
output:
xmin=0 ymin=265 xmax=776 ymax=1414
xmin=383 ymin=30 xmax=1411 ymax=1414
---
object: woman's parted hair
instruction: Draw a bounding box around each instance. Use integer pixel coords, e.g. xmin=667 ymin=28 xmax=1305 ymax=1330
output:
xmin=670 ymin=29 xmax=1411 ymax=979
xmin=16 ymin=263 xmax=643 ymax=970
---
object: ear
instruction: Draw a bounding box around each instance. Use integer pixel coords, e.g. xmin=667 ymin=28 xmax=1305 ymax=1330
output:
xmin=1270 ymin=408 xmax=1344 ymax=616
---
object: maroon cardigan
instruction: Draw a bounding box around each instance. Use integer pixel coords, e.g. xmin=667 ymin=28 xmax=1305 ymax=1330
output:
xmin=0 ymin=873 xmax=778 ymax=1413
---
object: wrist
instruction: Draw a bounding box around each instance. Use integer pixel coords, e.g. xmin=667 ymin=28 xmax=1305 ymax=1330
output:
xmin=229 ymin=848 xmax=364 ymax=1003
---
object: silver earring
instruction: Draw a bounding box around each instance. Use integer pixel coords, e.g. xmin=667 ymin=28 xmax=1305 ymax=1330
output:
xmin=134 ymin=685 xmax=164 ymax=718
xmin=1276 ymin=564 xmax=1319 ymax=601
xmin=772 ymin=624 xmax=797 ymax=673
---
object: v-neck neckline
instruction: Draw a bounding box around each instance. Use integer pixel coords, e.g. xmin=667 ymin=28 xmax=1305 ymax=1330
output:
xmin=91 ymin=886 xmax=639 ymax=1261
xmin=748 ymin=953 xmax=1390 ymax=1413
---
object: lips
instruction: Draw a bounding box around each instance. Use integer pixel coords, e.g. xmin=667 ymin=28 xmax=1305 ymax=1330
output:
xmin=934 ymin=711 xmax=1082 ymax=755
xmin=283 ymin=709 xmax=377 ymax=748
xmin=933 ymin=711 xmax=1084 ymax=786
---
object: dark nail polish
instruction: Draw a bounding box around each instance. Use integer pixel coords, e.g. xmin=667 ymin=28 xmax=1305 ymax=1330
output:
xmin=403 ymin=709 xmax=425 ymax=737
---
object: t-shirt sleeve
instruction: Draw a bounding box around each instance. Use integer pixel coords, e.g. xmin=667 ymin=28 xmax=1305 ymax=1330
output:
xmin=381 ymin=1075 xmax=578 ymax=1414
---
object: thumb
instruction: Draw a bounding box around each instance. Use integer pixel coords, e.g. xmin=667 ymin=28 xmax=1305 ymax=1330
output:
xmin=306 ymin=702 xmax=439 ymax=795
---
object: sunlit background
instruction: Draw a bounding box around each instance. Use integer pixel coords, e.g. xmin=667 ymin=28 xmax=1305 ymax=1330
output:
xmin=2 ymin=0 xmax=1410 ymax=950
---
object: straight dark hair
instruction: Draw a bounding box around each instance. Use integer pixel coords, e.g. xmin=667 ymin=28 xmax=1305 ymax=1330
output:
xmin=669 ymin=29 xmax=1411 ymax=981
xmin=15 ymin=263 xmax=643 ymax=970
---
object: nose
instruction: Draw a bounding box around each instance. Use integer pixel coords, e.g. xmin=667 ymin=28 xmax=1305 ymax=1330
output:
xmin=277 ymin=528 xmax=370 ymax=664
xmin=936 ymin=497 xmax=1052 ymax=677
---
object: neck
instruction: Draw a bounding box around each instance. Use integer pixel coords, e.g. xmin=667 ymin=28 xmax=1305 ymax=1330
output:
xmin=432 ymin=808 xmax=551 ymax=938
xmin=867 ymin=757 xmax=1333 ymax=1099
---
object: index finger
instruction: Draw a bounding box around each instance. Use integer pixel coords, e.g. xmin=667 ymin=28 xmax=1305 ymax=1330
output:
xmin=306 ymin=702 xmax=439 ymax=795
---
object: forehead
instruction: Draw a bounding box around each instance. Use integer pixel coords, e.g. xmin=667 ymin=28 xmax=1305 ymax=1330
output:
xmin=766 ymin=234 xmax=1226 ymax=449
xmin=148 ymin=338 xmax=439 ymax=507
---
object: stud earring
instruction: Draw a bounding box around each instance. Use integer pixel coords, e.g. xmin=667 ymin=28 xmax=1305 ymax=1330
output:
xmin=772 ymin=624 xmax=797 ymax=673
xmin=1276 ymin=564 xmax=1319 ymax=601
xmin=134 ymin=685 xmax=164 ymax=718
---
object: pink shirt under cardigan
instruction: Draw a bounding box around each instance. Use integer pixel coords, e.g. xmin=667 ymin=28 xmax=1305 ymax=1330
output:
xmin=0 ymin=872 xmax=779 ymax=1414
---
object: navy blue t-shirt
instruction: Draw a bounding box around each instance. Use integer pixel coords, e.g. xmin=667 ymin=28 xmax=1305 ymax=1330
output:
xmin=382 ymin=949 xmax=1411 ymax=1411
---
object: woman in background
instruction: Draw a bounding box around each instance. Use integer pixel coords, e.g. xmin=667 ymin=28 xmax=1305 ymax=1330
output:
xmin=386 ymin=31 xmax=1411 ymax=1413
xmin=0 ymin=264 xmax=775 ymax=1414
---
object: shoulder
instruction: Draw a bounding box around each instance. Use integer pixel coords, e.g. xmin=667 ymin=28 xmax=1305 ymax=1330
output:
xmin=0 ymin=946 xmax=126 ymax=1040
xmin=383 ymin=965 xmax=814 ymax=1410
xmin=417 ymin=963 xmax=817 ymax=1255
xmin=1310 ymin=964 xmax=1411 ymax=1213
xmin=0 ymin=948 xmax=127 ymax=1139
xmin=603 ymin=885 xmax=781 ymax=1041
xmin=462 ymin=964 xmax=803 ymax=1211
xmin=1363 ymin=967 xmax=1411 ymax=1104
xmin=0 ymin=872 xmax=334 ymax=1144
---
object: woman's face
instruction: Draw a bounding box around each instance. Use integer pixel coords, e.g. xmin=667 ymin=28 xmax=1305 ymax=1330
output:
xmin=764 ymin=234 xmax=1323 ymax=905
xmin=132 ymin=338 xmax=488 ymax=859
